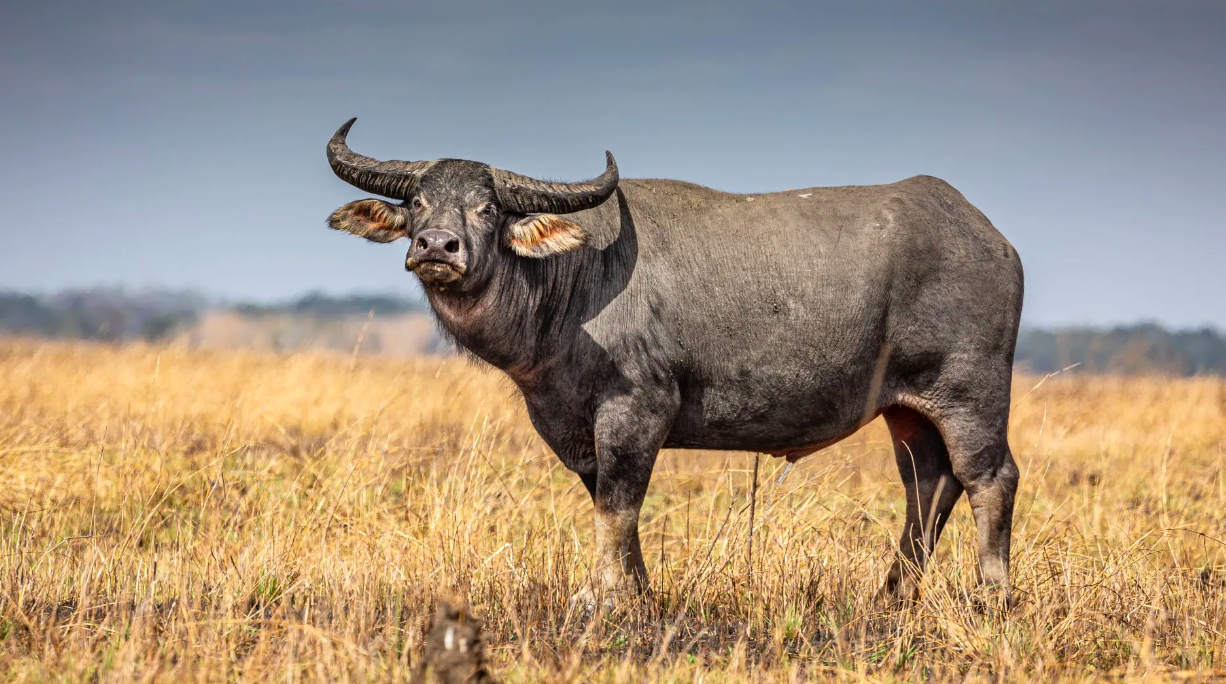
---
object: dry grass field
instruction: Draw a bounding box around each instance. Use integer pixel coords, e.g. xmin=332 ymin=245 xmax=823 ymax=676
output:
xmin=1 ymin=339 xmax=1225 ymax=682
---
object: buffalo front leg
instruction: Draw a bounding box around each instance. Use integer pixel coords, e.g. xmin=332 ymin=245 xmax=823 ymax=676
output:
xmin=572 ymin=470 xmax=648 ymax=600
xmin=593 ymin=492 xmax=650 ymax=596
xmin=575 ymin=391 xmax=674 ymax=608
xmin=879 ymin=406 xmax=965 ymax=602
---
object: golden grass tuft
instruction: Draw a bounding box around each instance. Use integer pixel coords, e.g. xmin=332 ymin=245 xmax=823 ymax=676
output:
xmin=1 ymin=338 xmax=1225 ymax=682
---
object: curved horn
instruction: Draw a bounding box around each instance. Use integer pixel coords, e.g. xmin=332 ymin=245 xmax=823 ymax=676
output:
xmin=327 ymin=118 xmax=435 ymax=199
xmin=492 ymin=151 xmax=619 ymax=215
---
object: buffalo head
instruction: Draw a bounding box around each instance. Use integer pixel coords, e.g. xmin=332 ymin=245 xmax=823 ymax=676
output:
xmin=325 ymin=118 xmax=618 ymax=289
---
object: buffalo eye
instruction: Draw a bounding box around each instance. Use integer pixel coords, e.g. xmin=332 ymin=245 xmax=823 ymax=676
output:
xmin=412 ymin=197 xmax=424 ymax=209
xmin=479 ymin=203 xmax=497 ymax=218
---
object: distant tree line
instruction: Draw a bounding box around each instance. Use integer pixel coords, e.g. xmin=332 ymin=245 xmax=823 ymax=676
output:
xmin=2 ymin=289 xmax=1223 ymax=375
xmin=231 ymin=291 xmax=426 ymax=318
xmin=0 ymin=289 xmax=424 ymax=343
xmin=0 ymin=289 xmax=206 ymax=342
xmin=1015 ymin=324 xmax=1226 ymax=376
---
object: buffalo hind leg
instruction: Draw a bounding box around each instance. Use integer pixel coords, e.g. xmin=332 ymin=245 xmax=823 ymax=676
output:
xmin=879 ymin=406 xmax=965 ymax=602
xmin=940 ymin=408 xmax=1019 ymax=606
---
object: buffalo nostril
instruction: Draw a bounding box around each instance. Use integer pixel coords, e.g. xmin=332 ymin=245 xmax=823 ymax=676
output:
xmin=416 ymin=237 xmax=429 ymax=251
xmin=444 ymin=239 xmax=460 ymax=254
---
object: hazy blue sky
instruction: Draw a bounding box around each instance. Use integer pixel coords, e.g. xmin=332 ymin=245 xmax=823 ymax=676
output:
xmin=1 ymin=0 xmax=1223 ymax=326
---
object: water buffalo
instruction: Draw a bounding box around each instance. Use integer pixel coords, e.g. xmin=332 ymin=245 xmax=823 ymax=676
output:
xmin=324 ymin=118 xmax=1024 ymax=605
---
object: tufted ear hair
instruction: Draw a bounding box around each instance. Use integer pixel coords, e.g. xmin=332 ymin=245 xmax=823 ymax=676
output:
xmin=506 ymin=214 xmax=587 ymax=258
xmin=327 ymin=199 xmax=410 ymax=243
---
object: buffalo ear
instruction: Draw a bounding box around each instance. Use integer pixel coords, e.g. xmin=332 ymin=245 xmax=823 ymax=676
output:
xmin=327 ymin=199 xmax=409 ymax=243
xmin=506 ymin=214 xmax=587 ymax=257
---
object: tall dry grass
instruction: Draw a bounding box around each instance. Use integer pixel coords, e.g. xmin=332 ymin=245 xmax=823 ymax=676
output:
xmin=0 ymin=338 xmax=1224 ymax=682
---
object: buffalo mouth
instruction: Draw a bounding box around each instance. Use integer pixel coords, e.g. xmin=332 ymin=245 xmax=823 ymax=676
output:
xmin=410 ymin=259 xmax=466 ymax=284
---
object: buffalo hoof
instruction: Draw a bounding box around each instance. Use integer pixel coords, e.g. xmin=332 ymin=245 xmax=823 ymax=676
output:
xmin=874 ymin=581 xmax=920 ymax=608
xmin=568 ymin=583 xmax=647 ymax=619
xmin=970 ymin=583 xmax=1016 ymax=615
xmin=568 ymin=586 xmax=616 ymax=619
xmin=875 ymin=566 xmax=921 ymax=608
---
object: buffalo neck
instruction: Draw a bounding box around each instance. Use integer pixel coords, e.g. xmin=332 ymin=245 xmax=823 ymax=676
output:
xmin=422 ymin=247 xmax=604 ymax=384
